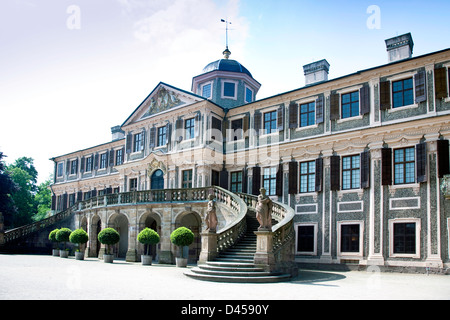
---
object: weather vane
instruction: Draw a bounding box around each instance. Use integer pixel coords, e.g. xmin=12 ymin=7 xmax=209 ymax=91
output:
xmin=221 ymin=18 xmax=232 ymax=59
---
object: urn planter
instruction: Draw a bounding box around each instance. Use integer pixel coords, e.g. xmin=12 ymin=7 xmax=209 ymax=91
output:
xmin=60 ymin=250 xmax=69 ymax=258
xmin=75 ymin=251 xmax=85 ymax=260
xmin=103 ymin=254 xmax=114 ymax=263
xmin=52 ymin=249 xmax=60 ymax=256
xmin=176 ymin=257 xmax=188 ymax=268
xmin=141 ymin=255 xmax=153 ymax=266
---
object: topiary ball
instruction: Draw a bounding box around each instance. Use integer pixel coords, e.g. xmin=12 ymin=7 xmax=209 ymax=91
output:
xmin=98 ymin=228 xmax=120 ymax=245
xmin=49 ymin=229 xmax=59 ymax=242
xmin=137 ymin=228 xmax=160 ymax=245
xmin=69 ymin=228 xmax=89 ymax=245
xmin=56 ymin=228 xmax=72 ymax=243
xmin=170 ymin=227 xmax=194 ymax=247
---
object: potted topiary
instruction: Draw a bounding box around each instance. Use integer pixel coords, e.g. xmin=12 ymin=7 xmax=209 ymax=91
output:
xmin=49 ymin=228 xmax=60 ymax=256
xmin=170 ymin=227 xmax=194 ymax=267
xmin=56 ymin=228 xmax=72 ymax=258
xmin=137 ymin=227 xmax=160 ymax=266
xmin=98 ymin=227 xmax=120 ymax=263
xmin=69 ymin=228 xmax=89 ymax=260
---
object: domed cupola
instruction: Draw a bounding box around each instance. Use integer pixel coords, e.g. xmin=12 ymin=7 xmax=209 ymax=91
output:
xmin=191 ymin=48 xmax=261 ymax=109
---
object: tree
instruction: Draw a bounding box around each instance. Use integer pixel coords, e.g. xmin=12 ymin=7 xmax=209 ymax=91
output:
xmin=7 ymin=165 xmax=35 ymax=227
xmin=33 ymin=179 xmax=52 ymax=222
xmin=0 ymin=152 xmax=18 ymax=228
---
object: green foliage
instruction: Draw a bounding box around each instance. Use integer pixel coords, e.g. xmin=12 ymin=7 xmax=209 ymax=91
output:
xmin=69 ymin=228 xmax=89 ymax=245
xmin=56 ymin=228 xmax=72 ymax=249
xmin=32 ymin=179 xmax=52 ymax=222
xmin=170 ymin=227 xmax=194 ymax=247
xmin=0 ymin=152 xmax=18 ymax=228
xmin=98 ymin=228 xmax=120 ymax=255
xmin=138 ymin=228 xmax=160 ymax=255
xmin=49 ymin=229 xmax=59 ymax=242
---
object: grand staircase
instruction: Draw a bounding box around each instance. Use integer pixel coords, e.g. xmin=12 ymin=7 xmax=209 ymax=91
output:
xmin=184 ymin=214 xmax=291 ymax=283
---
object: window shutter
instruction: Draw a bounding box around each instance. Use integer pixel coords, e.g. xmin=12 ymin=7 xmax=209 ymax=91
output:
xmin=360 ymin=85 xmax=370 ymax=115
xmin=149 ymin=127 xmax=156 ymax=148
xmin=91 ymin=188 xmax=97 ymax=198
xmin=288 ymin=161 xmax=298 ymax=195
xmin=219 ymin=169 xmax=229 ymax=190
xmin=166 ymin=122 xmax=171 ymax=144
xmin=62 ymin=193 xmax=68 ymax=211
xmin=109 ymin=149 xmax=115 ymax=167
xmin=315 ymin=158 xmax=323 ymax=192
xmin=80 ymin=157 xmax=85 ymax=173
xmin=330 ymin=155 xmax=340 ymax=191
xmin=175 ymin=118 xmax=183 ymax=142
xmin=51 ymin=195 xmax=56 ymax=210
xmin=77 ymin=191 xmax=83 ymax=202
xmin=277 ymin=105 xmax=284 ymax=131
xmin=94 ymin=154 xmax=99 ymax=170
xmin=414 ymin=71 xmax=427 ymax=103
xmin=104 ymin=150 xmax=109 ymax=168
xmin=140 ymin=130 xmax=146 ymax=151
xmin=254 ymin=112 xmax=262 ymax=136
xmin=65 ymin=160 xmax=70 ymax=175
xmin=243 ymin=116 xmax=249 ymax=138
xmin=126 ymin=133 xmax=132 ymax=154
xmin=381 ymin=148 xmax=392 ymax=185
xmin=195 ymin=113 xmax=201 ymax=137
xmin=316 ymin=96 xmax=324 ymax=124
xmin=252 ymin=166 xmax=261 ymax=195
xmin=437 ymin=139 xmax=450 ymax=178
xmin=435 ymin=67 xmax=448 ymax=99
xmin=360 ymin=150 xmax=370 ymax=189
xmin=289 ymin=102 xmax=298 ymax=128
xmin=242 ymin=167 xmax=248 ymax=193
xmin=380 ymin=80 xmax=391 ymax=110
xmin=330 ymin=93 xmax=340 ymax=120
xmin=121 ymin=147 xmax=125 ymax=164
xmin=276 ymin=163 xmax=283 ymax=196
xmin=416 ymin=142 xmax=427 ymax=183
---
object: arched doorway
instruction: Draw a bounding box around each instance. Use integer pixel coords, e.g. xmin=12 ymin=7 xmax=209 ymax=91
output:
xmin=175 ymin=212 xmax=202 ymax=264
xmin=138 ymin=212 xmax=161 ymax=262
xmin=151 ymin=169 xmax=164 ymax=190
xmin=89 ymin=215 xmax=101 ymax=257
xmin=109 ymin=213 xmax=129 ymax=258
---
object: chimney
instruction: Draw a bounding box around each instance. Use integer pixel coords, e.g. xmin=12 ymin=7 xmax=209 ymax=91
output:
xmin=111 ymin=125 xmax=125 ymax=141
xmin=303 ymin=59 xmax=330 ymax=86
xmin=385 ymin=32 xmax=414 ymax=63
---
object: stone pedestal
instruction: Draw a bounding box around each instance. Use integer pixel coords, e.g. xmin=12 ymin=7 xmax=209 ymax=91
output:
xmin=199 ymin=232 xmax=218 ymax=264
xmin=254 ymin=231 xmax=275 ymax=272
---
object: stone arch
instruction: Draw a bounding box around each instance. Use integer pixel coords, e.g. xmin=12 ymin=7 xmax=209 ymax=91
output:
xmin=107 ymin=212 xmax=129 ymax=258
xmin=174 ymin=211 xmax=202 ymax=263
xmin=89 ymin=214 xmax=102 ymax=257
xmin=138 ymin=211 xmax=162 ymax=261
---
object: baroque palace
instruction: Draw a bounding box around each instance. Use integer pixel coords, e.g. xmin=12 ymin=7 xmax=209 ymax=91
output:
xmin=47 ymin=33 xmax=450 ymax=273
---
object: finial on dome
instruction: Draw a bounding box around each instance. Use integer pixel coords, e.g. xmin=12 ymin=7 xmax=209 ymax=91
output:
xmin=223 ymin=47 xmax=231 ymax=59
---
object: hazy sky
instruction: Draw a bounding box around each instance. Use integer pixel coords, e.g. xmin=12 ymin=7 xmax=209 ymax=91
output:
xmin=1 ymin=0 xmax=450 ymax=184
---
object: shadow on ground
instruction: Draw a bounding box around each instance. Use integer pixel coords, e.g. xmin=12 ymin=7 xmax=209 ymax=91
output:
xmin=289 ymin=269 xmax=347 ymax=287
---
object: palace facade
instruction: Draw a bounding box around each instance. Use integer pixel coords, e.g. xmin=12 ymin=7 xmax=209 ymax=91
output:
xmin=50 ymin=33 xmax=450 ymax=271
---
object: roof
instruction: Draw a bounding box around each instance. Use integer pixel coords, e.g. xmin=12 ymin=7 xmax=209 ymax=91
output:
xmin=202 ymin=59 xmax=253 ymax=78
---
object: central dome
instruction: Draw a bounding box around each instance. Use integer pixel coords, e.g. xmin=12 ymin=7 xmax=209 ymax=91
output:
xmin=202 ymin=59 xmax=253 ymax=78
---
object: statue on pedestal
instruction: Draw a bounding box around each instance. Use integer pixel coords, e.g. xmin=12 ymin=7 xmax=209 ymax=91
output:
xmin=255 ymin=188 xmax=273 ymax=231
xmin=205 ymin=194 xmax=218 ymax=233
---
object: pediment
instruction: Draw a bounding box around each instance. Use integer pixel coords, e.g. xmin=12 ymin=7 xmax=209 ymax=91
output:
xmin=122 ymin=82 xmax=204 ymax=127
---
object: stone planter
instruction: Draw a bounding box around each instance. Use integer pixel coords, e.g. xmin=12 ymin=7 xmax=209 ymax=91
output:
xmin=176 ymin=257 xmax=188 ymax=268
xmin=75 ymin=251 xmax=85 ymax=260
xmin=103 ymin=254 xmax=114 ymax=263
xmin=52 ymin=249 xmax=60 ymax=256
xmin=141 ymin=255 xmax=152 ymax=266
xmin=60 ymin=250 xmax=69 ymax=258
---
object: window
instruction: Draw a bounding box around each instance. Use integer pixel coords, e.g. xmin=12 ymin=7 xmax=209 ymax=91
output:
xmin=223 ymin=82 xmax=236 ymax=98
xmin=133 ymin=132 xmax=143 ymax=152
xmin=263 ymin=111 xmax=277 ymax=135
xmin=231 ymin=118 xmax=243 ymax=141
xmin=341 ymin=91 xmax=359 ymax=118
xmin=245 ymin=87 xmax=253 ymax=103
xmin=185 ymin=118 xmax=195 ymax=140
xmin=157 ymin=126 xmax=167 ymax=147
xmin=297 ymin=225 xmax=315 ymax=253
xmin=263 ymin=167 xmax=277 ymax=196
xmin=393 ymin=222 xmax=416 ymax=254
xmin=70 ymin=159 xmax=77 ymax=175
xmin=182 ymin=169 xmax=193 ymax=188
xmin=86 ymin=156 xmax=93 ymax=172
xmin=299 ymin=161 xmax=315 ymax=193
xmin=129 ymin=178 xmax=138 ymax=192
xmin=341 ymin=224 xmax=360 ymax=253
xmin=116 ymin=149 xmax=123 ymax=166
xmin=202 ymin=83 xmax=212 ymax=98
xmin=230 ymin=171 xmax=243 ymax=193
xmin=100 ymin=153 xmax=107 ymax=169
xmin=57 ymin=163 xmax=64 ymax=177
xmin=394 ymin=147 xmax=415 ymax=184
xmin=342 ymin=155 xmax=360 ymax=190
xmin=299 ymin=102 xmax=315 ymax=127
xmin=392 ymin=78 xmax=414 ymax=108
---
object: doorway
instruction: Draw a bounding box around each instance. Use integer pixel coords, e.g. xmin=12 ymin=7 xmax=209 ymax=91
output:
xmin=151 ymin=169 xmax=164 ymax=190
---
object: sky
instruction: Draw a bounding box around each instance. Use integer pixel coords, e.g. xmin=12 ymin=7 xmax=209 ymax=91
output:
xmin=1 ymin=0 xmax=450 ymax=184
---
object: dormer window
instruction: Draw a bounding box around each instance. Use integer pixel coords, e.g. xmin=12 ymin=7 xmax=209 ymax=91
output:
xmin=222 ymin=80 xmax=238 ymax=100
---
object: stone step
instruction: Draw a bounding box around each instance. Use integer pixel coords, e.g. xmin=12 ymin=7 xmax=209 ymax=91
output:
xmin=184 ymin=269 xmax=291 ymax=283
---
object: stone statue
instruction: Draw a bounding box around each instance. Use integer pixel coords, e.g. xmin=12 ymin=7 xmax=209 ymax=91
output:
xmin=205 ymin=194 xmax=218 ymax=233
xmin=255 ymin=188 xmax=273 ymax=231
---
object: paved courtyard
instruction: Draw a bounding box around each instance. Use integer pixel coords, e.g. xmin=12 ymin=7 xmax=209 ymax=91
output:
xmin=0 ymin=254 xmax=449 ymax=300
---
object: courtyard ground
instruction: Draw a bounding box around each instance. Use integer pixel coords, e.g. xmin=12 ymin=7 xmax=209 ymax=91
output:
xmin=0 ymin=254 xmax=448 ymax=301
